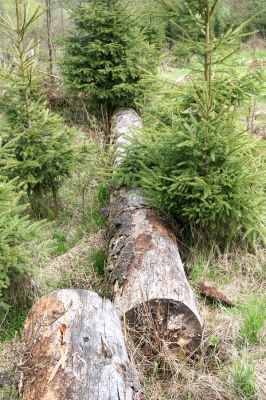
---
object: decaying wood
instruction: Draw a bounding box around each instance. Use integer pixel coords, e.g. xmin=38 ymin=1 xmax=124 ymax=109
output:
xmin=108 ymin=109 xmax=202 ymax=354
xmin=20 ymin=289 xmax=144 ymax=400
xmin=199 ymin=282 xmax=234 ymax=306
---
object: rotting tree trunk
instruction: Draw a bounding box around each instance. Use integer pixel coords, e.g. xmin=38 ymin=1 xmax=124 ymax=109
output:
xmin=20 ymin=289 xmax=144 ymax=400
xmin=108 ymin=109 xmax=202 ymax=355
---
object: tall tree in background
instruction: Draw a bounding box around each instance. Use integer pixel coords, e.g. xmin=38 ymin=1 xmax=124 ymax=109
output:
xmin=220 ymin=0 xmax=266 ymax=37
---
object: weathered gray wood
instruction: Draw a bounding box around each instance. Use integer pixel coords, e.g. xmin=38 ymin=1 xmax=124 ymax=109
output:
xmin=109 ymin=109 xmax=202 ymax=354
xmin=20 ymin=289 xmax=144 ymax=400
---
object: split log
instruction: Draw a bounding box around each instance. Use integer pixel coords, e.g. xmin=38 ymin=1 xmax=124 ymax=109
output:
xmin=108 ymin=109 xmax=202 ymax=354
xmin=20 ymin=289 xmax=144 ymax=400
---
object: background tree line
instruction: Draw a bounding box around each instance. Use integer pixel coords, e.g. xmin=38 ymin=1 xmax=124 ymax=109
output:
xmin=1 ymin=0 xmax=265 ymax=78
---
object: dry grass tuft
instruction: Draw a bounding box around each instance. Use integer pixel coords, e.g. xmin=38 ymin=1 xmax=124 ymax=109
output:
xmin=0 ymin=335 xmax=23 ymax=397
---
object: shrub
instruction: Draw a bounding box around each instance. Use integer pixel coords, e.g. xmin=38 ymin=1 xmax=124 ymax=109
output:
xmin=61 ymin=0 xmax=157 ymax=116
xmin=117 ymin=0 xmax=266 ymax=244
xmin=0 ymin=1 xmax=86 ymax=213
xmin=0 ymin=103 xmax=79 ymax=204
xmin=0 ymin=173 xmax=43 ymax=307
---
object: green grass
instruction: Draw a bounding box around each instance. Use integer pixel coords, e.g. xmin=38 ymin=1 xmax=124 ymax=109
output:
xmin=84 ymin=185 xmax=109 ymax=231
xmin=0 ymin=304 xmax=30 ymax=341
xmin=159 ymin=49 xmax=266 ymax=84
xmin=52 ymin=228 xmax=68 ymax=255
xmin=50 ymin=247 xmax=108 ymax=297
xmin=49 ymin=182 xmax=109 ymax=259
xmin=239 ymin=295 xmax=266 ymax=345
xmin=231 ymin=357 xmax=257 ymax=400
xmin=190 ymin=254 xmax=232 ymax=285
xmin=158 ymin=67 xmax=190 ymax=83
xmin=0 ymin=386 xmax=19 ymax=400
xmin=90 ymin=250 xmax=106 ymax=277
xmin=240 ymin=49 xmax=266 ymax=60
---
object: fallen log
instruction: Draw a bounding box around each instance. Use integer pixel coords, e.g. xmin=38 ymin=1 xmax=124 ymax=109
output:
xmin=108 ymin=109 xmax=202 ymax=354
xmin=20 ymin=289 xmax=144 ymax=400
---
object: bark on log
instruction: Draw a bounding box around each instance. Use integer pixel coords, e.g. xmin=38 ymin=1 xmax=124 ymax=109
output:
xmin=108 ymin=109 xmax=202 ymax=354
xmin=20 ymin=289 xmax=144 ymax=400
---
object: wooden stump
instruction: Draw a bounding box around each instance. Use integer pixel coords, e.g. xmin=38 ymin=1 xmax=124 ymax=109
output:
xmin=108 ymin=109 xmax=202 ymax=354
xmin=20 ymin=289 xmax=144 ymax=400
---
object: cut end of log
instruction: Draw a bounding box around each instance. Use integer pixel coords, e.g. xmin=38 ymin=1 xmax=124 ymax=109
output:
xmin=125 ymin=299 xmax=202 ymax=355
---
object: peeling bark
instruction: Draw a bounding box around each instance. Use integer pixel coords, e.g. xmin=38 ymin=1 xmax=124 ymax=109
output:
xmin=108 ymin=109 xmax=202 ymax=354
xmin=20 ymin=289 xmax=144 ymax=400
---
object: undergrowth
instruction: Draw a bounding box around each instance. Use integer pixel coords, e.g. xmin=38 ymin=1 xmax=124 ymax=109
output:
xmin=0 ymin=304 xmax=29 ymax=341
xmin=231 ymin=357 xmax=258 ymax=400
xmin=238 ymin=296 xmax=266 ymax=345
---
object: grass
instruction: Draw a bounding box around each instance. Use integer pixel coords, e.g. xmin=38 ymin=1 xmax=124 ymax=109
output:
xmin=0 ymin=304 xmax=29 ymax=341
xmin=238 ymin=296 xmax=266 ymax=345
xmin=190 ymin=251 xmax=233 ymax=286
xmin=124 ymin=243 xmax=265 ymax=400
xmin=0 ymin=386 xmax=19 ymax=400
xmin=159 ymin=67 xmax=190 ymax=82
xmin=90 ymin=249 xmax=106 ymax=277
xmin=240 ymin=49 xmax=266 ymax=60
xmin=231 ymin=357 xmax=258 ymax=400
xmin=55 ymin=250 xmax=106 ymax=293
xmin=191 ymin=261 xmax=233 ymax=285
xmin=52 ymin=227 xmax=68 ymax=255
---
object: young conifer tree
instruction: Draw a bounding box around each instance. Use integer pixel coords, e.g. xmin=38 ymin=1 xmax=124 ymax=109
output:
xmin=0 ymin=142 xmax=43 ymax=307
xmin=118 ymin=0 xmax=266 ymax=244
xmin=0 ymin=1 xmax=79 ymax=214
xmin=61 ymin=0 xmax=158 ymax=117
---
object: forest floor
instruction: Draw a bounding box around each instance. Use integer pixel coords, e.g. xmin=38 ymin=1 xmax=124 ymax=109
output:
xmin=0 ymin=50 xmax=265 ymax=400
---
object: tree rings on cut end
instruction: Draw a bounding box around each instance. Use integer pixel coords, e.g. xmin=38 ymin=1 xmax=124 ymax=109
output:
xmin=125 ymin=299 xmax=202 ymax=356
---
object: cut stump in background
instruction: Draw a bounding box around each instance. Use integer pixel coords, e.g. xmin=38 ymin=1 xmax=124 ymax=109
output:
xmin=108 ymin=109 xmax=202 ymax=355
xmin=20 ymin=289 xmax=144 ymax=400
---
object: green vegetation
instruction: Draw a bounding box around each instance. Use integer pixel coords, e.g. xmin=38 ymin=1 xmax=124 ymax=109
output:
xmin=0 ymin=1 xmax=87 ymax=215
xmin=0 ymin=304 xmax=29 ymax=341
xmin=163 ymin=0 xmax=266 ymax=44
xmin=231 ymin=357 xmax=257 ymax=399
xmin=118 ymin=0 xmax=266 ymax=244
xmin=53 ymin=248 xmax=107 ymax=297
xmin=90 ymin=250 xmax=106 ymax=277
xmin=191 ymin=259 xmax=232 ymax=285
xmin=0 ymin=177 xmax=42 ymax=307
xmin=0 ymin=0 xmax=265 ymax=399
xmin=52 ymin=228 xmax=68 ymax=256
xmin=239 ymin=295 xmax=266 ymax=345
xmin=1 ymin=385 xmax=19 ymax=400
xmin=61 ymin=0 xmax=157 ymax=116
xmin=135 ymin=0 xmax=165 ymax=53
